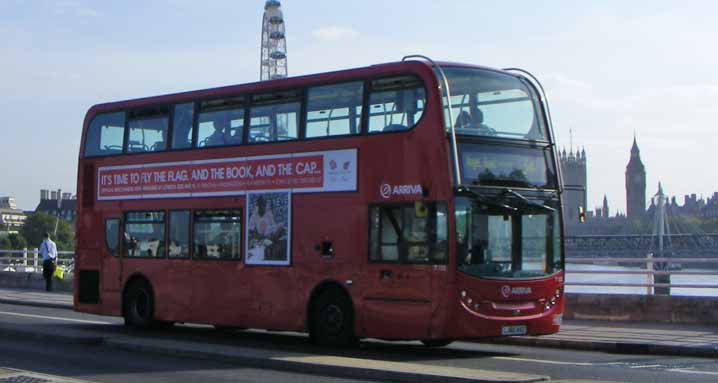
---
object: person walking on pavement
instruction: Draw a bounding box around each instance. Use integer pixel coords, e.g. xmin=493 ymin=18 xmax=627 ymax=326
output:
xmin=39 ymin=232 xmax=58 ymax=292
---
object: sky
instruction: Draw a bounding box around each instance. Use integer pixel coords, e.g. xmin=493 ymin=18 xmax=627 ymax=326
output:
xmin=1 ymin=0 xmax=717 ymax=212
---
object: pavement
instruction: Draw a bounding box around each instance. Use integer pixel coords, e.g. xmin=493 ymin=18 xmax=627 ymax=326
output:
xmin=1 ymin=287 xmax=717 ymax=358
xmin=0 ymin=287 xmax=716 ymax=382
xmin=0 ymin=287 xmax=74 ymax=309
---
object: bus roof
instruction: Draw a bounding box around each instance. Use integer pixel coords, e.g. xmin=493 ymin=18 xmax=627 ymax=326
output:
xmin=84 ymin=60 xmax=504 ymax=119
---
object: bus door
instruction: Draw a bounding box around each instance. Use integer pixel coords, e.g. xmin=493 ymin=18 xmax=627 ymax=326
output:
xmin=361 ymin=202 xmax=446 ymax=339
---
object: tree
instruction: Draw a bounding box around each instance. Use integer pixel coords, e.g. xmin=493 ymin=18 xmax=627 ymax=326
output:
xmin=0 ymin=237 xmax=11 ymax=250
xmin=8 ymin=233 xmax=27 ymax=250
xmin=20 ymin=212 xmax=74 ymax=251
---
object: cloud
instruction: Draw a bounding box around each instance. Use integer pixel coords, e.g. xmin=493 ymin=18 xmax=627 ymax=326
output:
xmin=311 ymin=26 xmax=359 ymax=42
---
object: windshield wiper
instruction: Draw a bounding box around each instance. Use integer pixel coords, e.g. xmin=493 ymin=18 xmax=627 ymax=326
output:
xmin=455 ymin=186 xmax=518 ymax=214
xmin=499 ymin=188 xmax=556 ymax=213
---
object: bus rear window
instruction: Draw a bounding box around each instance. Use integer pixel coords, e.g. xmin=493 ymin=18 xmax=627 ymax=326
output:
xmin=84 ymin=112 xmax=125 ymax=157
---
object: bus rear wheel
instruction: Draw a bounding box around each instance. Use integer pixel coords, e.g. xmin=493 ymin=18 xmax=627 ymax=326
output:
xmin=310 ymin=289 xmax=356 ymax=347
xmin=123 ymin=280 xmax=156 ymax=328
xmin=421 ymin=339 xmax=454 ymax=347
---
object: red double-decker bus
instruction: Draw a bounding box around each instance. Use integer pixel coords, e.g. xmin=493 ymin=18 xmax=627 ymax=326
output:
xmin=74 ymin=56 xmax=565 ymax=346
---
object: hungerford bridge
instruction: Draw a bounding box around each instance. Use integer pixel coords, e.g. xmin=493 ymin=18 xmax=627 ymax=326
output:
xmin=565 ymin=233 xmax=718 ymax=258
xmin=567 ymin=184 xmax=718 ymax=261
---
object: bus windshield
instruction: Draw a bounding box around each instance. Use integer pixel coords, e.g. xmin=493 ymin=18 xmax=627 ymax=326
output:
xmin=454 ymin=195 xmax=562 ymax=279
xmin=440 ymin=67 xmax=546 ymax=141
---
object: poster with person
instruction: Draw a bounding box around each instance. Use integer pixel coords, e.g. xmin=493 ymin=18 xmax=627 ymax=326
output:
xmin=246 ymin=191 xmax=291 ymax=265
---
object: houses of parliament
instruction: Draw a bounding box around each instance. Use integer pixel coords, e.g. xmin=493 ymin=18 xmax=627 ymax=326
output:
xmin=560 ymin=137 xmax=718 ymax=233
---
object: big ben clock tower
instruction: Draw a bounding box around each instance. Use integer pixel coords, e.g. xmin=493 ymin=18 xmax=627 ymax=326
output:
xmin=625 ymin=136 xmax=646 ymax=219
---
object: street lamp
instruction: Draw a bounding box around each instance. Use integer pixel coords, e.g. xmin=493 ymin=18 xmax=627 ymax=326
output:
xmin=53 ymin=189 xmax=62 ymax=237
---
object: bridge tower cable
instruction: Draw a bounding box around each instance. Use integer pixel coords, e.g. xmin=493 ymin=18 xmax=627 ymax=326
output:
xmin=260 ymin=0 xmax=288 ymax=81
xmin=648 ymin=182 xmax=674 ymax=294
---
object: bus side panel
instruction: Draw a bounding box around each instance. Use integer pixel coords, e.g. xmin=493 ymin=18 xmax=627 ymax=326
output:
xmin=153 ymin=259 xmax=195 ymax=324
xmin=292 ymin=195 xmax=365 ymax=334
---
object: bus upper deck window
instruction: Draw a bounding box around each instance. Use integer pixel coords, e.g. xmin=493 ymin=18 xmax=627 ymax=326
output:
xmin=368 ymin=75 xmax=426 ymax=134
xmin=440 ymin=67 xmax=547 ymax=141
xmin=171 ymin=103 xmax=194 ymax=150
xmin=249 ymin=91 xmax=300 ymax=143
xmin=197 ymin=97 xmax=246 ymax=148
xmin=305 ymin=82 xmax=363 ymax=138
xmin=84 ymin=112 xmax=125 ymax=157
xmin=128 ymin=107 xmax=169 ymax=153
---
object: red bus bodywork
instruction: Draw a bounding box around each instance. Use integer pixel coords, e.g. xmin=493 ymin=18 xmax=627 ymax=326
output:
xmin=74 ymin=60 xmax=564 ymax=342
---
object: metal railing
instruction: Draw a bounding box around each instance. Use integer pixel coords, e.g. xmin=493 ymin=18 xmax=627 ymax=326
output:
xmin=566 ymin=256 xmax=718 ymax=295
xmin=0 ymin=249 xmax=74 ymax=273
xmin=2 ymin=249 xmax=716 ymax=295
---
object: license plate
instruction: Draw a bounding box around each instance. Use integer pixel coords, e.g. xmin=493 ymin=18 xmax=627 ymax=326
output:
xmin=501 ymin=325 xmax=527 ymax=336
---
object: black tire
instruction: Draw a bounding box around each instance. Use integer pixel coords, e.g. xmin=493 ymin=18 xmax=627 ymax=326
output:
xmin=421 ymin=339 xmax=454 ymax=347
xmin=310 ymin=289 xmax=356 ymax=347
xmin=123 ymin=280 xmax=155 ymax=328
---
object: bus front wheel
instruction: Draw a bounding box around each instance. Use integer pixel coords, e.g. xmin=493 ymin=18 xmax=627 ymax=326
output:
xmin=310 ymin=289 xmax=356 ymax=347
xmin=123 ymin=280 xmax=155 ymax=328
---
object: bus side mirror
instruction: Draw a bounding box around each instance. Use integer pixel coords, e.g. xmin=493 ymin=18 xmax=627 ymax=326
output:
xmin=578 ymin=206 xmax=586 ymax=223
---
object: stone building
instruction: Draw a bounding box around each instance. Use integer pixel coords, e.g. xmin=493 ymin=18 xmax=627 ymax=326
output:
xmin=0 ymin=196 xmax=26 ymax=229
xmin=34 ymin=189 xmax=77 ymax=224
xmin=559 ymin=147 xmax=587 ymax=222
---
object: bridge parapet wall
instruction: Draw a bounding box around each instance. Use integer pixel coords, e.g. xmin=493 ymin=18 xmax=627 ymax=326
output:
xmin=565 ymin=293 xmax=718 ymax=324
xmin=0 ymin=271 xmax=73 ymax=292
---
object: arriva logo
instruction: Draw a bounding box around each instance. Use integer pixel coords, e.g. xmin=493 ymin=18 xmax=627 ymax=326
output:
xmin=380 ymin=183 xmax=423 ymax=199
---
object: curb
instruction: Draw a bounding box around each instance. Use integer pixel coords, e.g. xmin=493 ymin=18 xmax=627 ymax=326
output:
xmin=488 ymin=336 xmax=718 ymax=359
xmin=0 ymin=298 xmax=73 ymax=310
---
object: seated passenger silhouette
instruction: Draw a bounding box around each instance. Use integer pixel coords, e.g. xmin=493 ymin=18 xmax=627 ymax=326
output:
xmin=226 ymin=127 xmax=243 ymax=144
xmin=205 ymin=120 xmax=226 ymax=147
xmin=454 ymin=107 xmax=495 ymax=136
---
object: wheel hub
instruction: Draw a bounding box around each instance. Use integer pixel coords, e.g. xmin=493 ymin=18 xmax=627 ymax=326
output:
xmin=134 ymin=290 xmax=149 ymax=319
xmin=322 ymin=304 xmax=344 ymax=334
